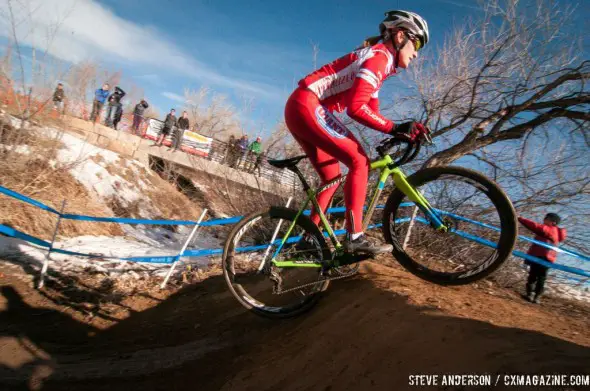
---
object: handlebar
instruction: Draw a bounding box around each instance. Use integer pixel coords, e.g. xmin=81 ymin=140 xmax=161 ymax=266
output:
xmin=375 ymin=132 xmax=433 ymax=167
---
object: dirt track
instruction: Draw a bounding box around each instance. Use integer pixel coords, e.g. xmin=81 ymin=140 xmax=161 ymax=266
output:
xmin=1 ymin=260 xmax=589 ymax=391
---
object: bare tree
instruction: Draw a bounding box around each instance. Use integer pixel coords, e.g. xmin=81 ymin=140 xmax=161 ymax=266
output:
xmin=65 ymin=61 xmax=98 ymax=118
xmin=407 ymin=0 xmax=588 ymax=167
xmin=1 ymin=0 xmax=76 ymax=125
xmin=183 ymin=87 xmax=241 ymax=137
xmin=310 ymin=40 xmax=320 ymax=69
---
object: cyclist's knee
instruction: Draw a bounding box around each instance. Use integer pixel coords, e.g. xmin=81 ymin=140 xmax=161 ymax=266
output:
xmin=347 ymin=153 xmax=370 ymax=171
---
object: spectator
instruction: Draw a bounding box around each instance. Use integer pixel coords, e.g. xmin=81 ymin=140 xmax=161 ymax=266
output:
xmin=518 ymin=213 xmax=567 ymax=304
xmin=224 ymin=135 xmax=238 ymax=167
xmin=52 ymin=83 xmax=65 ymax=114
xmin=251 ymin=151 xmax=265 ymax=176
xmin=170 ymin=111 xmax=190 ymax=152
xmin=154 ymin=109 xmax=177 ymax=147
xmin=236 ymin=135 xmax=249 ymax=169
xmin=246 ymin=136 xmax=263 ymax=173
xmin=105 ymin=86 xmax=126 ymax=129
xmin=90 ymin=83 xmax=110 ymax=123
xmin=132 ymin=99 xmax=149 ymax=135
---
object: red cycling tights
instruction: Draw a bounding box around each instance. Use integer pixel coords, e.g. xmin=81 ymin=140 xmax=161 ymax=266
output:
xmin=284 ymin=87 xmax=369 ymax=235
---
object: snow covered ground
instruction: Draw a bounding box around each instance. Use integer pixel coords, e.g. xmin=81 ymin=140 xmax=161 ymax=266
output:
xmin=0 ymin=225 xmax=219 ymax=281
xmin=49 ymin=127 xmax=159 ymax=216
xmin=1 ymin=120 xmax=223 ymax=282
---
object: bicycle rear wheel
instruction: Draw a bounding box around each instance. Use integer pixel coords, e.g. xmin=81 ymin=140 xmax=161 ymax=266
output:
xmin=382 ymin=166 xmax=517 ymax=285
xmin=222 ymin=206 xmax=331 ymax=318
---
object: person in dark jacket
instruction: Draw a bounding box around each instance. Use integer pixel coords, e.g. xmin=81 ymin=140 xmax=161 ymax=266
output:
xmin=236 ymin=135 xmax=249 ymax=169
xmin=132 ymin=99 xmax=149 ymax=135
xmin=105 ymin=86 xmax=126 ymax=129
xmin=518 ymin=213 xmax=567 ymax=304
xmin=154 ymin=109 xmax=177 ymax=147
xmin=90 ymin=83 xmax=110 ymax=123
xmin=170 ymin=111 xmax=190 ymax=152
xmin=52 ymin=83 xmax=65 ymax=114
xmin=224 ymin=135 xmax=238 ymax=167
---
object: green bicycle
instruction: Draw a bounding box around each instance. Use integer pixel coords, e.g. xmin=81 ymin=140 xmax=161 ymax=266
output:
xmin=222 ymin=134 xmax=517 ymax=318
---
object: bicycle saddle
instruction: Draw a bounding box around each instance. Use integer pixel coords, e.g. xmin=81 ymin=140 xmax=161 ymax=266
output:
xmin=267 ymin=155 xmax=308 ymax=170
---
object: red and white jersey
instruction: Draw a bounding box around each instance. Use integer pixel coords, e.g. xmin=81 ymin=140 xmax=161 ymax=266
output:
xmin=298 ymin=43 xmax=397 ymax=133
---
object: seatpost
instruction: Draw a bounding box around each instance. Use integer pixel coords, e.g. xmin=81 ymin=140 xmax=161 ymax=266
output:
xmin=291 ymin=166 xmax=311 ymax=191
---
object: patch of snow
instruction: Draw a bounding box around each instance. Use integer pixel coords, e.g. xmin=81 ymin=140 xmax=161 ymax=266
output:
xmin=8 ymin=116 xmax=28 ymax=129
xmin=32 ymin=127 xmax=151 ymax=211
xmin=0 ymin=228 xmax=222 ymax=280
xmin=0 ymin=144 xmax=32 ymax=154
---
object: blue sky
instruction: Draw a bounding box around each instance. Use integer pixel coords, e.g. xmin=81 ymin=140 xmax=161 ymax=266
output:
xmin=0 ymin=0 xmax=587 ymax=135
xmin=101 ymin=0 xmax=479 ymax=128
xmin=0 ymin=0 xmax=489 ymax=133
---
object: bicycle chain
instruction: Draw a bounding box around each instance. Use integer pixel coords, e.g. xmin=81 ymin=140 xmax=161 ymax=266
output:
xmin=274 ymin=268 xmax=357 ymax=295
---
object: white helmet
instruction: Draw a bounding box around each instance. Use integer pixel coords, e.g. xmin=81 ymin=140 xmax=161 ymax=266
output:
xmin=379 ymin=10 xmax=430 ymax=48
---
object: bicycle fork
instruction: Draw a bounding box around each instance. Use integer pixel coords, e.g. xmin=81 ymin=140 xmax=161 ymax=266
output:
xmin=392 ymin=169 xmax=448 ymax=232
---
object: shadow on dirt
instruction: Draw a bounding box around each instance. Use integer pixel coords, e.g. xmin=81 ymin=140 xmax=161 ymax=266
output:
xmin=1 ymin=264 xmax=588 ymax=391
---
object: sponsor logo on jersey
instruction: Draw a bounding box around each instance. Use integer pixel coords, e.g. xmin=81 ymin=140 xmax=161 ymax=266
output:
xmin=315 ymin=106 xmax=349 ymax=139
xmin=360 ymin=104 xmax=387 ymax=126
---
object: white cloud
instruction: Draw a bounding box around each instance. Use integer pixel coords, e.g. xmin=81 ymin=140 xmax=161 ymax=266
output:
xmin=0 ymin=0 xmax=282 ymax=100
xmin=435 ymin=0 xmax=482 ymax=11
xmin=161 ymin=91 xmax=185 ymax=103
xmin=135 ymin=74 xmax=164 ymax=87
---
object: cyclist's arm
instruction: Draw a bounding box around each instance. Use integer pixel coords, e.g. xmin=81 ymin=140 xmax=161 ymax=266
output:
xmin=346 ymin=56 xmax=394 ymax=134
xmin=368 ymin=93 xmax=379 ymax=112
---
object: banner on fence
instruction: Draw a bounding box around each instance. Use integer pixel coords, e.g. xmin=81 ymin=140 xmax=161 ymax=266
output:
xmin=182 ymin=130 xmax=213 ymax=156
xmin=145 ymin=118 xmax=213 ymax=157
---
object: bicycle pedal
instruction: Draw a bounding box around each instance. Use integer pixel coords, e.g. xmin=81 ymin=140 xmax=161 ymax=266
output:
xmin=334 ymin=252 xmax=373 ymax=267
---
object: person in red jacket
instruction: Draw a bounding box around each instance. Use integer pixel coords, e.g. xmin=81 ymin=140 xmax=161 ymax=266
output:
xmin=518 ymin=213 xmax=567 ymax=304
xmin=285 ymin=10 xmax=431 ymax=255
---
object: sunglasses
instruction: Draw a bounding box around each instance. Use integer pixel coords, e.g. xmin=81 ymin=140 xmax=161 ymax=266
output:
xmin=406 ymin=33 xmax=422 ymax=51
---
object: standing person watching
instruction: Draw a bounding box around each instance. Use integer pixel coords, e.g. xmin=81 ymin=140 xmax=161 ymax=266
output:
xmin=518 ymin=213 xmax=567 ymax=304
xmin=90 ymin=83 xmax=110 ymax=123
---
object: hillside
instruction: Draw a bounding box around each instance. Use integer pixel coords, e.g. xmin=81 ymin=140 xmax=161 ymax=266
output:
xmin=0 ymin=114 xmax=231 ymax=282
xmin=0 ymin=115 xmax=589 ymax=391
xmin=0 ymin=260 xmax=588 ymax=391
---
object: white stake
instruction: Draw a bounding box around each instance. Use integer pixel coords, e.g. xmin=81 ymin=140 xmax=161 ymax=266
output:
xmin=160 ymin=208 xmax=208 ymax=289
xmin=38 ymin=200 xmax=67 ymax=289
xmin=258 ymin=197 xmax=293 ymax=271
xmin=403 ymin=191 xmax=424 ymax=250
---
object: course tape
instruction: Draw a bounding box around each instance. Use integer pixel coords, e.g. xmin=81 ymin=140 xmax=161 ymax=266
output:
xmin=1 ymin=186 xmax=588 ymax=275
xmin=435 ymin=208 xmax=589 ymax=262
xmin=0 ymin=185 xmax=60 ymax=214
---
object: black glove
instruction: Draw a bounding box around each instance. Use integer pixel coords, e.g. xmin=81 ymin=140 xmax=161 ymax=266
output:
xmin=392 ymin=121 xmax=430 ymax=143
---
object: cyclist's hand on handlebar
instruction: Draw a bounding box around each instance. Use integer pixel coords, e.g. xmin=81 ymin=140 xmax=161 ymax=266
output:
xmin=392 ymin=121 xmax=431 ymax=143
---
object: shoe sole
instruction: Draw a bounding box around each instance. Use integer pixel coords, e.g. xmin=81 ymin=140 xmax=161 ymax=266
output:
xmin=344 ymin=246 xmax=393 ymax=255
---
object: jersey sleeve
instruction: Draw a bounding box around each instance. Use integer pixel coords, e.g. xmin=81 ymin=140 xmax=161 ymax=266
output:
xmin=518 ymin=217 xmax=555 ymax=240
xmin=368 ymin=90 xmax=379 ymax=112
xmin=346 ymin=53 xmax=394 ymax=133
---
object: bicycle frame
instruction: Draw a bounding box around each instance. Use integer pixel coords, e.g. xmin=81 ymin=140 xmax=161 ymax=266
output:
xmin=271 ymin=153 xmax=447 ymax=268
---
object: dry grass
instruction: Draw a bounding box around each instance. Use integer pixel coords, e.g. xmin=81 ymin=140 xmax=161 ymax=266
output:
xmin=0 ymin=117 xmax=123 ymax=240
xmin=146 ymin=174 xmax=203 ymax=221
xmin=102 ymin=157 xmax=204 ymax=222
xmin=0 ymin=109 xmax=280 ymax=244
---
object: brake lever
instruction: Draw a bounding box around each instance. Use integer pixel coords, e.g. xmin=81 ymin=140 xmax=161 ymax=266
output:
xmin=422 ymin=132 xmax=434 ymax=146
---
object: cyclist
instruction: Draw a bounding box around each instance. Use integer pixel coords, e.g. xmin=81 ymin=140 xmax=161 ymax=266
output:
xmin=285 ymin=10 xmax=431 ymax=254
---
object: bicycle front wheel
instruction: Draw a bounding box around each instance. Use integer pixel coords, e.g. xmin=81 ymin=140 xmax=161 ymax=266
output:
xmin=382 ymin=166 xmax=517 ymax=285
xmin=222 ymin=206 xmax=332 ymax=318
